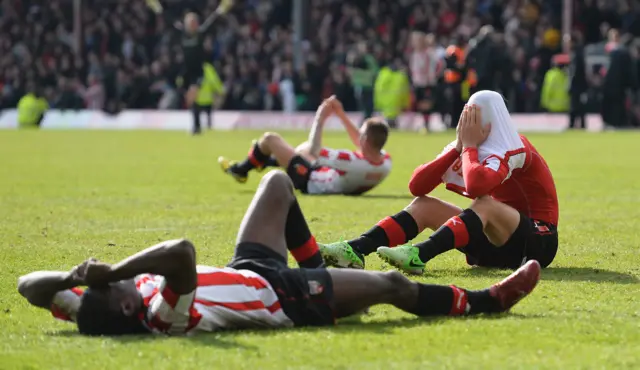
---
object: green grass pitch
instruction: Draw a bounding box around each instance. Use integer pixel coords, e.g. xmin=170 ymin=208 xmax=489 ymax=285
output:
xmin=0 ymin=129 xmax=639 ymax=369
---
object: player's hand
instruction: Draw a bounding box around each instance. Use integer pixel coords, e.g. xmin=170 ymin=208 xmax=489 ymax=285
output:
xmin=329 ymin=95 xmax=345 ymax=114
xmin=459 ymin=104 xmax=491 ymax=149
xmin=145 ymin=0 xmax=163 ymax=14
xmin=316 ymin=96 xmax=335 ymax=123
xmin=68 ymin=258 xmax=97 ymax=285
xmin=79 ymin=259 xmax=114 ymax=287
xmin=216 ymin=0 xmax=234 ymax=14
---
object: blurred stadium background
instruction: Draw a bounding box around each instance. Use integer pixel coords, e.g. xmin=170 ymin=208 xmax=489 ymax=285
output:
xmin=1 ymin=0 xmax=637 ymax=129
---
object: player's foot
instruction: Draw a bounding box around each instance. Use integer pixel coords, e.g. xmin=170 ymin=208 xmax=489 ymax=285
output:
xmin=376 ymin=245 xmax=425 ymax=275
xmin=218 ymin=156 xmax=248 ymax=184
xmin=251 ymin=140 xmax=265 ymax=173
xmin=489 ymin=260 xmax=541 ymax=312
xmin=318 ymin=241 xmax=365 ymax=269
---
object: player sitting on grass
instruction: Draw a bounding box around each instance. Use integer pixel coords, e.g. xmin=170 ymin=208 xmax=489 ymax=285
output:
xmin=17 ymin=170 xmax=540 ymax=335
xmin=218 ymin=96 xmax=392 ymax=195
xmin=320 ymin=90 xmax=559 ymax=273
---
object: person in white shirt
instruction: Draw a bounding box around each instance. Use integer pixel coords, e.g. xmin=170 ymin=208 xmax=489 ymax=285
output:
xmin=219 ymin=96 xmax=392 ymax=195
xmin=17 ymin=171 xmax=541 ymax=335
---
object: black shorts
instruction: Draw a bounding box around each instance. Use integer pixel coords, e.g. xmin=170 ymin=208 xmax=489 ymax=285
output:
xmin=286 ymin=155 xmax=315 ymax=194
xmin=463 ymin=213 xmax=558 ymax=269
xmin=182 ymin=68 xmax=204 ymax=89
xmin=227 ymin=242 xmax=335 ymax=327
xmin=414 ymin=86 xmax=436 ymax=113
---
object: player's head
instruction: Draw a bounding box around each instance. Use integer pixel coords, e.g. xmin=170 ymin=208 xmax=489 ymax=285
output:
xmin=185 ymin=12 xmax=200 ymax=33
xmin=76 ymin=280 xmax=148 ymax=336
xmin=467 ymin=90 xmax=511 ymax=132
xmin=359 ymin=117 xmax=389 ymax=152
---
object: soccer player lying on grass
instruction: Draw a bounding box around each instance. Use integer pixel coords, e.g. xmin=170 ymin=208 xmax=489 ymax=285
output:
xmin=320 ymin=90 xmax=559 ymax=274
xmin=17 ymin=170 xmax=540 ymax=336
xmin=218 ymin=95 xmax=392 ymax=195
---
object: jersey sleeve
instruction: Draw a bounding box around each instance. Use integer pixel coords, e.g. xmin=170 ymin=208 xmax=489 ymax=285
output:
xmin=146 ymin=279 xmax=202 ymax=335
xmin=461 ymin=147 xmax=509 ymax=198
xmin=408 ymin=146 xmax=460 ymax=196
xmin=316 ymin=148 xmax=360 ymax=172
xmin=50 ymin=287 xmax=84 ymax=323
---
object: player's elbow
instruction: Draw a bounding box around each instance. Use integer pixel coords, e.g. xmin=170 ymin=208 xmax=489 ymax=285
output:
xmin=408 ymin=179 xmax=425 ymax=197
xmin=167 ymin=239 xmax=196 ymax=269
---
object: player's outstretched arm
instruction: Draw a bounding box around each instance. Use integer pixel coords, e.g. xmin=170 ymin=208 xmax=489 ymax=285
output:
xmin=332 ymin=98 xmax=362 ymax=149
xmin=18 ymin=270 xmax=83 ymax=309
xmin=307 ymin=96 xmax=335 ymax=157
xmin=199 ymin=0 xmax=234 ymax=33
xmin=83 ymin=239 xmax=197 ymax=296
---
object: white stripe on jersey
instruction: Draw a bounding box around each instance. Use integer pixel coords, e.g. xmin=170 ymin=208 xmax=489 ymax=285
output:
xmin=142 ymin=265 xmax=293 ymax=335
xmin=311 ymin=148 xmax=392 ymax=195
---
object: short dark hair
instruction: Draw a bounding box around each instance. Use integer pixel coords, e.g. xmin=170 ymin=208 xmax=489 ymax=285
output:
xmin=76 ymin=288 xmax=149 ymax=336
xmin=364 ymin=117 xmax=389 ymax=151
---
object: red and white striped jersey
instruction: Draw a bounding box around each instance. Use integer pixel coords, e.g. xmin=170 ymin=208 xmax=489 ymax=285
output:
xmin=49 ymin=265 xmax=293 ymax=335
xmin=309 ymin=147 xmax=392 ymax=195
xmin=409 ymin=47 xmax=444 ymax=87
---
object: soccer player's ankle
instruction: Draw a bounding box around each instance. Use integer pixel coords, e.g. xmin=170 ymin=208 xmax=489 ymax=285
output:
xmin=348 ymin=237 xmax=377 ymax=256
xmin=357 ymin=211 xmax=419 ymax=255
xmin=466 ymin=289 xmax=502 ymax=314
xmin=411 ymin=284 xmax=469 ymax=316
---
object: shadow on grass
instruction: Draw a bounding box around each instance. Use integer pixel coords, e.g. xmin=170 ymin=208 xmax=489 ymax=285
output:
xmin=45 ymin=312 xmax=541 ymax=346
xmin=429 ymin=266 xmax=639 ymax=284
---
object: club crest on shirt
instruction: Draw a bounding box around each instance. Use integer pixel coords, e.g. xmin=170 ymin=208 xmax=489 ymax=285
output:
xmin=308 ymin=280 xmax=324 ymax=295
xmin=295 ymin=164 xmax=309 ymax=176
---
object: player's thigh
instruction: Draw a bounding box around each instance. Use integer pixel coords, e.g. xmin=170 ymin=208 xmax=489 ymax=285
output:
xmin=261 ymin=132 xmax=298 ymax=167
xmin=328 ymin=269 xmax=416 ymax=318
xmin=294 ymin=141 xmax=318 ymax=162
xmin=469 ymin=196 xmax=521 ymax=247
xmin=235 ymin=170 xmax=294 ymax=260
xmin=405 ymin=196 xmax=462 ymax=231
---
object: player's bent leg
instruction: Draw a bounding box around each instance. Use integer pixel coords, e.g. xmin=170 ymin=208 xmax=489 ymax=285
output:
xmin=321 ymin=195 xmax=460 ymax=270
xmin=405 ymin=196 xmax=462 ymax=231
xmin=328 ymin=260 xmax=541 ymax=319
xmin=233 ymin=170 xmax=324 ymax=269
xmin=234 ymin=170 xmax=294 ymax=260
xmin=294 ymin=141 xmax=318 ymax=163
xmin=219 ymin=132 xmax=296 ymax=183
xmin=378 ymin=196 xmax=526 ymax=273
xmin=469 ymin=196 xmax=521 ymax=247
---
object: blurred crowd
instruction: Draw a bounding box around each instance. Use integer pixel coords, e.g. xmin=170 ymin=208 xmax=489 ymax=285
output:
xmin=3 ymin=0 xmax=640 ymax=127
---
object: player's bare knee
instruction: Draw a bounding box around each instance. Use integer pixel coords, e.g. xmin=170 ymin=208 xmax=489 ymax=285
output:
xmin=406 ymin=195 xmax=436 ymax=210
xmin=405 ymin=196 xmax=438 ymax=229
xmin=383 ymin=271 xmax=414 ymax=298
xmin=259 ymin=170 xmax=295 ymax=200
xmin=261 ymin=131 xmax=281 ymax=144
xmin=469 ymin=196 xmax=494 ymax=224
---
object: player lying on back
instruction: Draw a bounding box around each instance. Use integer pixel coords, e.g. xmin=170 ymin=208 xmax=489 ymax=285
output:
xmin=218 ymin=96 xmax=392 ymax=195
xmin=320 ymin=90 xmax=559 ymax=274
xmin=18 ymin=170 xmax=540 ymax=335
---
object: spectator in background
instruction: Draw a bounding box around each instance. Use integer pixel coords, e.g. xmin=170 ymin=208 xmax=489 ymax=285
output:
xmin=79 ymin=75 xmax=105 ymax=110
xmin=568 ymin=33 xmax=588 ymax=129
xmin=54 ymin=77 xmax=84 ymax=110
xmin=541 ymin=55 xmax=570 ymax=113
xmin=374 ymin=57 xmax=411 ymax=129
xmin=409 ymin=32 xmax=443 ymax=132
xmin=347 ymin=42 xmax=378 ymax=123
xmin=602 ymin=29 xmax=635 ymax=128
xmin=17 ymin=84 xmax=48 ymax=128
xmin=279 ymin=62 xmax=296 ymax=113
xmin=443 ymin=36 xmax=467 ymax=129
